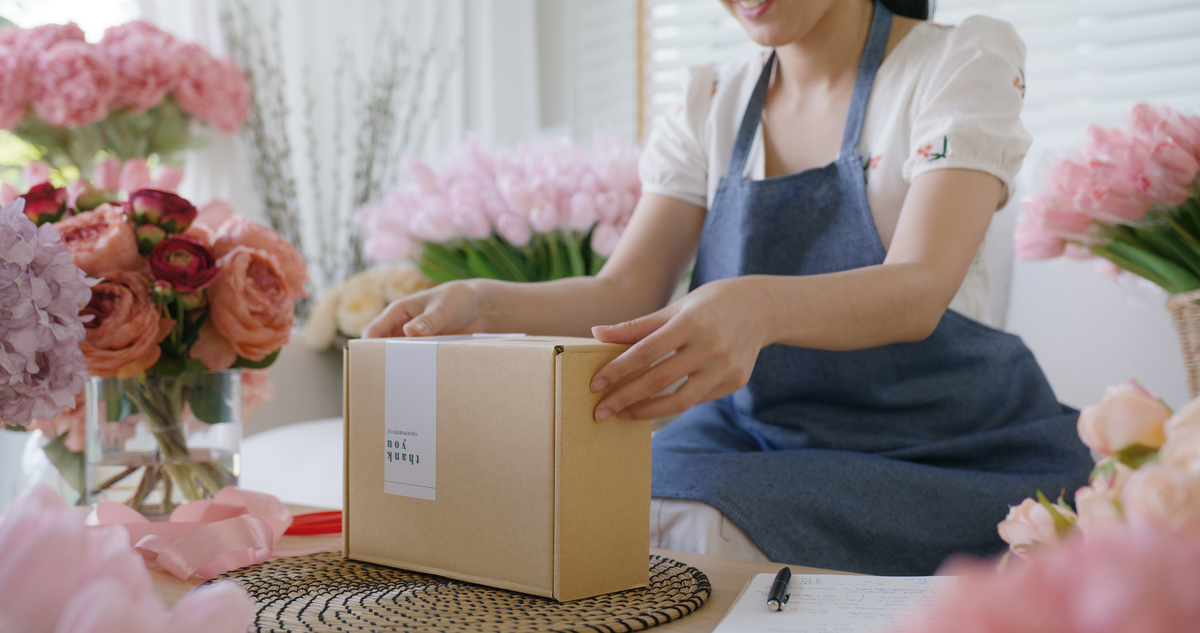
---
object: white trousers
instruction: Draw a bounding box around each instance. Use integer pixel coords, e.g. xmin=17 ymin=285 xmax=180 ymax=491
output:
xmin=649 ymin=498 xmax=770 ymax=561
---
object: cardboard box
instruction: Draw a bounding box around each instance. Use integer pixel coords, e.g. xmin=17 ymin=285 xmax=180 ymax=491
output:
xmin=343 ymin=335 xmax=651 ymax=601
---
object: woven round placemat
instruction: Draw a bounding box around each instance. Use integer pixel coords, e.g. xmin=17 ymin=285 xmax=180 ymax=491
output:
xmin=203 ymin=551 xmax=711 ymax=633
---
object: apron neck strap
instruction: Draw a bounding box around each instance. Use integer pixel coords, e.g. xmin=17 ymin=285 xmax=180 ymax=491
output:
xmin=727 ymin=0 xmax=894 ymax=178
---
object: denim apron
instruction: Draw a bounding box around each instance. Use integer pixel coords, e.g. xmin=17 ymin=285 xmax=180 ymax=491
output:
xmin=650 ymin=1 xmax=1092 ymax=575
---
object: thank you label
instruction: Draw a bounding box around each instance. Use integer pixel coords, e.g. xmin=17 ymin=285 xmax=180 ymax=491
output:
xmin=384 ymin=339 xmax=438 ymax=500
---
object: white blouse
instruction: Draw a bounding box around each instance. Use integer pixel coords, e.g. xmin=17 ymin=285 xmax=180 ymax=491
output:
xmin=639 ymin=17 xmax=1033 ymax=324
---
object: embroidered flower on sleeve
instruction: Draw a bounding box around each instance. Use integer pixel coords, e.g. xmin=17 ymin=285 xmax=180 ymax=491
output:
xmin=1013 ymin=70 xmax=1025 ymax=98
xmin=860 ymin=153 xmax=882 ymax=183
xmin=916 ymin=137 xmax=948 ymax=161
xmin=711 ymin=79 xmax=719 ymax=97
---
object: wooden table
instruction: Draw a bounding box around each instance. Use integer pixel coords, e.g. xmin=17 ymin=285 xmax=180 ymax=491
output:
xmin=152 ymin=506 xmax=852 ymax=633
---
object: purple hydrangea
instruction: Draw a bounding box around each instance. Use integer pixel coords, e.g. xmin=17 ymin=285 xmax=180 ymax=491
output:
xmin=0 ymin=198 xmax=94 ymax=426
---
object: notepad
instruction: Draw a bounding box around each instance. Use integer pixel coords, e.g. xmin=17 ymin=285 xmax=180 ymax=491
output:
xmin=713 ymin=573 xmax=959 ymax=633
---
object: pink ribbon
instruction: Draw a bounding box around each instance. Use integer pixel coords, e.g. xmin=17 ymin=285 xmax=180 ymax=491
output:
xmin=86 ymin=487 xmax=326 ymax=580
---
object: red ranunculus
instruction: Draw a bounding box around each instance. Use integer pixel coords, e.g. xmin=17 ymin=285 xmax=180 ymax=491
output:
xmin=147 ymin=234 xmax=218 ymax=293
xmin=127 ymin=189 xmax=197 ymax=233
xmin=19 ymin=183 xmax=68 ymax=225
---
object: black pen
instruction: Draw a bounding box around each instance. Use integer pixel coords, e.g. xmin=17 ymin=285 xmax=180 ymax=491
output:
xmin=767 ymin=567 xmax=791 ymax=611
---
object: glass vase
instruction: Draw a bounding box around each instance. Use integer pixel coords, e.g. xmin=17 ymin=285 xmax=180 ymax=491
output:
xmin=86 ymin=370 xmax=242 ymax=519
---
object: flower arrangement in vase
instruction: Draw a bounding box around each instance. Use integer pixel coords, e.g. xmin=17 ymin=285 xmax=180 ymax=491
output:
xmin=357 ymin=134 xmax=641 ymax=285
xmin=3 ymin=168 xmax=305 ymax=514
xmin=1014 ymin=104 xmax=1200 ymax=395
xmin=0 ymin=19 xmax=249 ymax=179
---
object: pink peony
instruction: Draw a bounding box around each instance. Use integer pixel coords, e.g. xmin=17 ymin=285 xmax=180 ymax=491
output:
xmin=33 ymin=40 xmax=118 ymax=128
xmin=0 ymin=199 xmax=92 ymax=426
xmin=210 ymin=211 xmax=309 ymax=299
xmin=0 ymin=486 xmax=255 ymax=633
xmin=1076 ymin=380 xmax=1170 ymax=455
xmin=100 ymin=20 xmax=183 ymax=114
xmin=55 ymin=203 xmax=144 ymax=276
xmin=9 ymin=22 xmax=86 ymax=50
xmin=174 ymin=43 xmax=251 ymax=134
xmin=190 ymin=246 xmax=294 ymax=370
xmin=79 ymin=270 xmax=174 ymax=379
xmin=997 ymin=497 xmax=1073 ymax=555
xmin=894 ymin=526 xmax=1200 ymax=633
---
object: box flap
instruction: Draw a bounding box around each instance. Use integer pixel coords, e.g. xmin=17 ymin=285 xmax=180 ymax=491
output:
xmin=554 ymin=349 xmax=650 ymax=601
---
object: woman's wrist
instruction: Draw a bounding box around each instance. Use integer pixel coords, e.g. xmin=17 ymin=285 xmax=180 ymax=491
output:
xmin=466 ymin=278 xmax=499 ymax=332
xmin=735 ymin=275 xmax=783 ymax=350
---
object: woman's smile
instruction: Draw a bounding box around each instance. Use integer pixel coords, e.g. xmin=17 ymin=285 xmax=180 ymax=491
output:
xmin=734 ymin=0 xmax=774 ymax=20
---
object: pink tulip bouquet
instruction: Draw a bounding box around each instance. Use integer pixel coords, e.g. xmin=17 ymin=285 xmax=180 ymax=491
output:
xmin=1015 ymin=104 xmax=1200 ymax=294
xmin=0 ymin=20 xmax=250 ymax=179
xmin=2 ymin=171 xmax=305 ymax=510
xmin=358 ymin=134 xmax=640 ymax=284
xmin=998 ymin=381 xmax=1199 ymax=557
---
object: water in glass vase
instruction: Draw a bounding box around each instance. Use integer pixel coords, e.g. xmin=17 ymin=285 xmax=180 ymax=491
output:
xmin=86 ymin=370 xmax=242 ymax=520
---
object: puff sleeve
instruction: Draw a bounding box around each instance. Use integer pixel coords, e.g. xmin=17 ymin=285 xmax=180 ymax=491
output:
xmin=638 ymin=65 xmax=717 ymax=209
xmin=904 ymin=16 xmax=1033 ymax=207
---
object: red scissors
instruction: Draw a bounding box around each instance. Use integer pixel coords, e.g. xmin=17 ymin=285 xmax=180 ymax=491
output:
xmin=285 ymin=511 xmax=342 ymax=535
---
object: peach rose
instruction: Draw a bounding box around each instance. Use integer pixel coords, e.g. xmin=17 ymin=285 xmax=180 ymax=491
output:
xmin=1074 ymin=463 xmax=1133 ymax=535
xmin=211 ymin=212 xmax=308 ymax=299
xmin=54 ymin=204 xmax=143 ymax=276
xmin=1120 ymin=464 xmax=1200 ymax=536
xmin=1077 ymin=381 xmax=1170 ymax=455
xmin=190 ymin=246 xmax=293 ymax=370
xmin=1161 ymin=429 xmax=1200 ymax=474
xmin=998 ymin=497 xmax=1075 ymax=554
xmin=79 ymin=270 xmax=174 ymax=379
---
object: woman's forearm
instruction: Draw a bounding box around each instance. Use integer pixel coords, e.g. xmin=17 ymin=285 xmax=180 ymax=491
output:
xmin=752 ymin=262 xmax=954 ymax=351
xmin=474 ymin=274 xmax=665 ymax=337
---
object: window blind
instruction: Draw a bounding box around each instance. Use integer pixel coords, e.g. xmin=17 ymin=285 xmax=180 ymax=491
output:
xmin=639 ymin=0 xmax=765 ymax=139
xmin=564 ymin=0 xmax=639 ymax=144
xmin=933 ymin=0 xmax=1200 ymax=145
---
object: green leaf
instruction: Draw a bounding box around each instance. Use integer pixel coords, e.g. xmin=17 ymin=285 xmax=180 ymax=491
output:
xmin=415 ymin=259 xmax=461 ymax=285
xmin=464 ymin=246 xmax=504 ymax=280
xmin=1106 ymin=239 xmax=1200 ymax=292
xmin=41 ymin=433 xmax=86 ymax=495
xmin=1112 ymin=443 xmax=1159 ymax=469
xmin=230 ymin=348 xmax=281 ymax=370
xmin=149 ymin=352 xmax=189 ymax=376
xmin=186 ymin=373 xmax=236 ymax=424
xmin=1036 ymin=490 xmax=1075 ymax=536
xmin=5 ymin=424 xmax=26 ymax=432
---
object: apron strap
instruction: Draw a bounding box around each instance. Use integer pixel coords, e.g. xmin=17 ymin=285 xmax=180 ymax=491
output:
xmin=726 ymin=0 xmax=894 ymax=179
xmin=841 ymin=0 xmax=892 ymax=157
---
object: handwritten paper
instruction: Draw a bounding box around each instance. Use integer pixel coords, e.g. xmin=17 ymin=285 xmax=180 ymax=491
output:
xmin=713 ymin=573 xmax=959 ymax=633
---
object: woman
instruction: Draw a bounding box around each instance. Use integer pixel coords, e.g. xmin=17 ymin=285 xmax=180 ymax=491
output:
xmin=365 ymin=0 xmax=1092 ymax=575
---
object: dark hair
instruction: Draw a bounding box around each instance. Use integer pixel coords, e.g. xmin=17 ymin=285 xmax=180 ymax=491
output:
xmin=880 ymin=0 xmax=931 ymax=20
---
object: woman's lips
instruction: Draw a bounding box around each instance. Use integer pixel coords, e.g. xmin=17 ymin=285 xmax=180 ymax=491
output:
xmin=735 ymin=0 xmax=773 ymax=20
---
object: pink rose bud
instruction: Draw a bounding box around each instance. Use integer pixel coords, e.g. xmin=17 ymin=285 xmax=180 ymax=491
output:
xmin=128 ymin=189 xmax=197 ymax=233
xmin=1078 ymin=381 xmax=1171 ymax=455
xmin=19 ymin=183 xmax=68 ymax=225
xmin=997 ymin=497 xmax=1074 ymax=555
xmin=151 ymin=166 xmax=185 ymax=193
xmin=1074 ymin=462 xmax=1133 ymax=535
xmin=74 ymin=187 xmax=116 ymax=212
xmin=135 ymin=223 xmax=168 ymax=253
xmin=151 ymin=278 xmax=175 ymax=304
xmin=0 ymin=182 xmax=17 ymax=205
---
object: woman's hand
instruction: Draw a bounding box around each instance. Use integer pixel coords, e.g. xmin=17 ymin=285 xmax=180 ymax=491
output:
xmin=362 ymin=279 xmax=489 ymax=338
xmin=589 ymin=277 xmax=773 ymax=421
